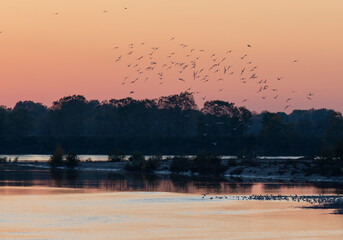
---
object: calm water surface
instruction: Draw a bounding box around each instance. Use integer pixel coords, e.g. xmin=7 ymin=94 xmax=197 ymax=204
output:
xmin=0 ymin=167 xmax=342 ymax=239
xmin=0 ymin=168 xmax=342 ymax=195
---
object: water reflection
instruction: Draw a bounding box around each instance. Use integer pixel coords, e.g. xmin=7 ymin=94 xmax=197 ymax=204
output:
xmin=0 ymin=168 xmax=342 ymax=195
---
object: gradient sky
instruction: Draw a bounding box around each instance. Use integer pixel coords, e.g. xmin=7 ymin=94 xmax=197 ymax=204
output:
xmin=0 ymin=0 xmax=342 ymax=112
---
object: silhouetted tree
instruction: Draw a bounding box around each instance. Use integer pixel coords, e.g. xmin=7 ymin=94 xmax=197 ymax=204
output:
xmin=0 ymin=93 xmax=341 ymax=156
xmin=0 ymin=106 xmax=9 ymax=136
xmin=7 ymin=107 xmax=33 ymax=136
xmin=50 ymin=95 xmax=88 ymax=136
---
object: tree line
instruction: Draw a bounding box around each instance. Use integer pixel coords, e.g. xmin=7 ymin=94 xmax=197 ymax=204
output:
xmin=0 ymin=92 xmax=342 ymax=156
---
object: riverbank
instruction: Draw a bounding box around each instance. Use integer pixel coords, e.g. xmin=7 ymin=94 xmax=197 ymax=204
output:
xmin=4 ymin=157 xmax=343 ymax=184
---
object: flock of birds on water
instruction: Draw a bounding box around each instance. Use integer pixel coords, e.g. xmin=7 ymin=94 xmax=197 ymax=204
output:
xmin=200 ymin=193 xmax=343 ymax=206
xmin=0 ymin=8 xmax=315 ymax=111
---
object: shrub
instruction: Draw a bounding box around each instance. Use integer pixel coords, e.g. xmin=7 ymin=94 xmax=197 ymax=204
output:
xmin=128 ymin=152 xmax=145 ymax=162
xmin=124 ymin=153 xmax=160 ymax=173
xmin=143 ymin=157 xmax=159 ymax=172
xmin=193 ymin=151 xmax=227 ymax=174
xmin=124 ymin=160 xmax=142 ymax=172
xmin=65 ymin=152 xmax=80 ymax=169
xmin=108 ymin=149 xmax=126 ymax=162
xmin=49 ymin=145 xmax=65 ymax=168
xmin=170 ymin=156 xmax=191 ymax=173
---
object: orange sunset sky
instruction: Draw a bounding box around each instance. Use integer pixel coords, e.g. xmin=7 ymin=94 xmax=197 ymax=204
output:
xmin=0 ymin=0 xmax=342 ymax=113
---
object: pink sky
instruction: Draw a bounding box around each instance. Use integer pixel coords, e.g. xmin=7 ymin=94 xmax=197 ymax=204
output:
xmin=0 ymin=0 xmax=342 ymax=112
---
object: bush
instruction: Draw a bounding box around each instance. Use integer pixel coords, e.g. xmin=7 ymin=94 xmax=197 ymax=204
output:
xmin=143 ymin=157 xmax=159 ymax=172
xmin=128 ymin=152 xmax=145 ymax=162
xmin=49 ymin=145 xmax=65 ymax=168
xmin=108 ymin=149 xmax=126 ymax=162
xmin=65 ymin=152 xmax=80 ymax=169
xmin=170 ymin=156 xmax=191 ymax=173
xmin=193 ymin=151 xmax=227 ymax=175
xmin=124 ymin=153 xmax=160 ymax=173
xmin=124 ymin=160 xmax=142 ymax=172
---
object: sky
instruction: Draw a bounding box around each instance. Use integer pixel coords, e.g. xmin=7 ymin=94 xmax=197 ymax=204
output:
xmin=0 ymin=0 xmax=342 ymax=113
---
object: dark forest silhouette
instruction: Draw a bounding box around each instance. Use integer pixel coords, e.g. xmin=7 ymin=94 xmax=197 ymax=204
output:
xmin=0 ymin=92 xmax=342 ymax=156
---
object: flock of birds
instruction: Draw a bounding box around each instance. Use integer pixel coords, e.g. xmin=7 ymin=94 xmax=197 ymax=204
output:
xmin=201 ymin=193 xmax=343 ymax=206
xmin=0 ymin=8 xmax=315 ymax=111
xmin=112 ymin=37 xmax=314 ymax=110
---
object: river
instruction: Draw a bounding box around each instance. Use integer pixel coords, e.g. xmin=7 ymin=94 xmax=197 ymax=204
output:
xmin=0 ymin=167 xmax=342 ymax=239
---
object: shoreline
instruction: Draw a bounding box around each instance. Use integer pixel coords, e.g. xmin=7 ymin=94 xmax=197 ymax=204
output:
xmin=4 ymin=158 xmax=343 ymax=184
